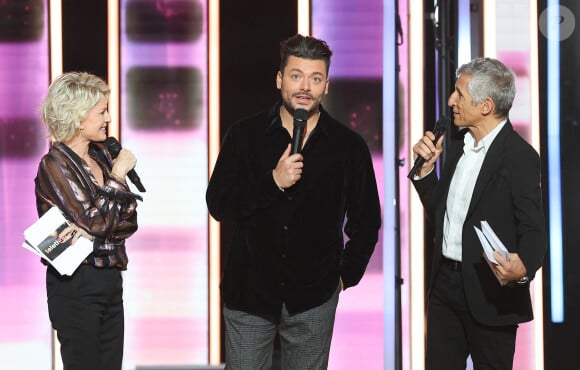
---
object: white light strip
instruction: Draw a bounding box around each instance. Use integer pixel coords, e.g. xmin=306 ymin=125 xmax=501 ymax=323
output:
xmin=49 ymin=0 xmax=62 ymax=80
xmin=482 ymin=0 xmax=496 ymax=57
xmin=382 ymin=1 xmax=397 ymax=369
xmin=107 ymin=0 xmax=120 ymax=139
xmin=208 ymin=0 xmax=222 ymax=364
xmin=52 ymin=329 xmax=62 ymax=370
xmin=49 ymin=2 xmax=63 ymax=368
xmin=408 ymin=1 xmax=425 ymax=369
xmin=528 ymin=2 xmax=544 ymax=369
xmin=546 ymin=1 xmax=564 ymax=323
xmin=529 ymin=2 xmax=541 ymax=153
xmin=457 ymin=0 xmax=471 ymax=64
xmin=297 ymin=0 xmax=311 ymax=35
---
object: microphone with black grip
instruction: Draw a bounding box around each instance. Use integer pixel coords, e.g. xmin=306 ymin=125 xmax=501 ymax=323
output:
xmin=291 ymin=109 xmax=308 ymax=154
xmin=407 ymin=116 xmax=451 ymax=179
xmin=104 ymin=137 xmax=146 ymax=192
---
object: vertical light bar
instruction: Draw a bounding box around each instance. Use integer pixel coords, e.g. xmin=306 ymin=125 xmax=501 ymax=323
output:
xmin=482 ymin=0 xmax=496 ymax=57
xmin=297 ymin=0 xmax=311 ymax=35
xmin=107 ymin=0 xmax=120 ymax=139
xmin=529 ymin=2 xmax=541 ymax=152
xmin=49 ymin=0 xmax=63 ymax=80
xmin=52 ymin=330 xmax=62 ymax=370
xmin=49 ymin=3 xmax=64 ymax=369
xmin=383 ymin=1 xmax=397 ymax=369
xmin=457 ymin=0 xmax=471 ymax=64
xmin=408 ymin=1 xmax=425 ymax=369
xmin=528 ymin=2 xmax=545 ymax=368
xmin=546 ymin=1 xmax=564 ymax=323
xmin=208 ymin=0 xmax=222 ymax=364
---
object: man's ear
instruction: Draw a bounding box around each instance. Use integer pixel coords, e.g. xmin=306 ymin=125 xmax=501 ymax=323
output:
xmin=276 ymin=71 xmax=283 ymax=89
xmin=480 ymin=97 xmax=495 ymax=116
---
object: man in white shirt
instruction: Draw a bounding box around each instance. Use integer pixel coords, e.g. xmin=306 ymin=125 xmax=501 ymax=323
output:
xmin=411 ymin=57 xmax=546 ymax=370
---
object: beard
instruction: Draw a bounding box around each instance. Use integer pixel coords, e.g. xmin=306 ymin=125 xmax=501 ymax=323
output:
xmin=281 ymin=94 xmax=322 ymax=117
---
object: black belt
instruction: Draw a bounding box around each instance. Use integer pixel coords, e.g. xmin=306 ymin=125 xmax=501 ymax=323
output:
xmin=442 ymin=256 xmax=462 ymax=272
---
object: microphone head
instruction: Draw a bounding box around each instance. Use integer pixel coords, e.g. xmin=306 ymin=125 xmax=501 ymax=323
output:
xmin=434 ymin=116 xmax=451 ymax=136
xmin=104 ymin=137 xmax=122 ymax=158
xmin=293 ymin=109 xmax=308 ymax=128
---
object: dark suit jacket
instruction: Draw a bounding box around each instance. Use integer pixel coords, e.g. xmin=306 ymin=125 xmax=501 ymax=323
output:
xmin=413 ymin=121 xmax=546 ymax=326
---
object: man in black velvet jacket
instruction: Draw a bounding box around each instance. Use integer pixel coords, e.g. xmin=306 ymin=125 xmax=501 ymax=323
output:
xmin=206 ymin=34 xmax=381 ymax=369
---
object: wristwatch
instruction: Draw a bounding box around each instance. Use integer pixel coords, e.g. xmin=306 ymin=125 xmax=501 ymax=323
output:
xmin=516 ymin=276 xmax=529 ymax=285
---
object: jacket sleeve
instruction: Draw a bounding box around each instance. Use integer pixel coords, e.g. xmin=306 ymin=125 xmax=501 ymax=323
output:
xmin=339 ymin=137 xmax=382 ymax=288
xmin=35 ymin=152 xmax=139 ymax=243
xmin=206 ymin=122 xmax=283 ymax=222
xmin=509 ymin=146 xmax=547 ymax=280
xmin=411 ymin=168 xmax=440 ymax=219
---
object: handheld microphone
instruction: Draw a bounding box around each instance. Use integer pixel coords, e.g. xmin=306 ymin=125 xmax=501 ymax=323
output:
xmin=290 ymin=109 xmax=308 ymax=154
xmin=407 ymin=116 xmax=451 ymax=179
xmin=104 ymin=137 xmax=146 ymax=192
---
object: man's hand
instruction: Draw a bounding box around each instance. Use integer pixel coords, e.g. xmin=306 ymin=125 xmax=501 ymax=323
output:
xmin=411 ymin=131 xmax=445 ymax=178
xmin=272 ymin=144 xmax=304 ymax=189
xmin=492 ymin=252 xmax=528 ymax=286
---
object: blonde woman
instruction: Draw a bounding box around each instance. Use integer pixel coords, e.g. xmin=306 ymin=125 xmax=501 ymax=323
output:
xmin=35 ymin=72 xmax=141 ymax=370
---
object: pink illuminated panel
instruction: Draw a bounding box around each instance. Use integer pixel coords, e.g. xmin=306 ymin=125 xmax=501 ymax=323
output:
xmin=0 ymin=1 xmax=53 ymax=369
xmin=120 ymin=0 xmax=209 ymax=367
xmin=312 ymin=1 xmax=385 ymax=369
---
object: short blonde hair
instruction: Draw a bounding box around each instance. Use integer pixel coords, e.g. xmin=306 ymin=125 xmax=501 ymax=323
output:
xmin=41 ymin=72 xmax=110 ymax=142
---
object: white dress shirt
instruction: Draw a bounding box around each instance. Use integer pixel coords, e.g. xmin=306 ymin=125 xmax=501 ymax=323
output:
xmin=442 ymin=120 xmax=506 ymax=261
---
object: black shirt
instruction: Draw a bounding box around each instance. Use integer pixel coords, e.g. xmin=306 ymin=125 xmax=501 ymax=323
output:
xmin=206 ymin=101 xmax=381 ymax=318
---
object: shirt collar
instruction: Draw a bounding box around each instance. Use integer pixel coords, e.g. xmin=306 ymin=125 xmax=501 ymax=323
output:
xmin=265 ymin=101 xmax=283 ymax=134
xmin=265 ymin=100 xmax=330 ymax=137
xmin=464 ymin=119 xmax=507 ymax=153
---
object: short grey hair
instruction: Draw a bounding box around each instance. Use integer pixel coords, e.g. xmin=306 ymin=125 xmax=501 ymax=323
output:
xmin=41 ymin=72 xmax=110 ymax=142
xmin=456 ymin=57 xmax=516 ymax=118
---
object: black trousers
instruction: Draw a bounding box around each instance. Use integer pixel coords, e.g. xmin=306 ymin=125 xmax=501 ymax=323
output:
xmin=46 ymin=264 xmax=124 ymax=370
xmin=425 ymin=261 xmax=517 ymax=370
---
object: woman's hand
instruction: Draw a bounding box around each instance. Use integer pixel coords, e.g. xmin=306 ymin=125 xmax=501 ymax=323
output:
xmin=58 ymin=224 xmax=94 ymax=245
xmin=111 ymin=148 xmax=137 ymax=181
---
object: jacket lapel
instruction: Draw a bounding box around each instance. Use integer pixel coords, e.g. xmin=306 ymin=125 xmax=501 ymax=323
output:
xmin=465 ymin=122 xmax=512 ymax=219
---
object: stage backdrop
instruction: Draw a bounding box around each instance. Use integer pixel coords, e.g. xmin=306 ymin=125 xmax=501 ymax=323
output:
xmin=0 ymin=1 xmax=53 ymax=369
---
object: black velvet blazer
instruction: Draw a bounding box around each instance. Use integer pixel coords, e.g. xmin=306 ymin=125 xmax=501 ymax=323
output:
xmin=206 ymin=101 xmax=382 ymax=318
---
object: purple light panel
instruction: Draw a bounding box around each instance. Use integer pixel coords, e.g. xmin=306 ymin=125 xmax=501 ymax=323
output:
xmin=312 ymin=1 xmax=385 ymax=369
xmin=0 ymin=1 xmax=53 ymax=369
xmin=119 ymin=0 xmax=209 ymax=367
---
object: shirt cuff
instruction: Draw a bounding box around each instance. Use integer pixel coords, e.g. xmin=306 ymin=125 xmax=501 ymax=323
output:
xmin=413 ymin=165 xmax=435 ymax=180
